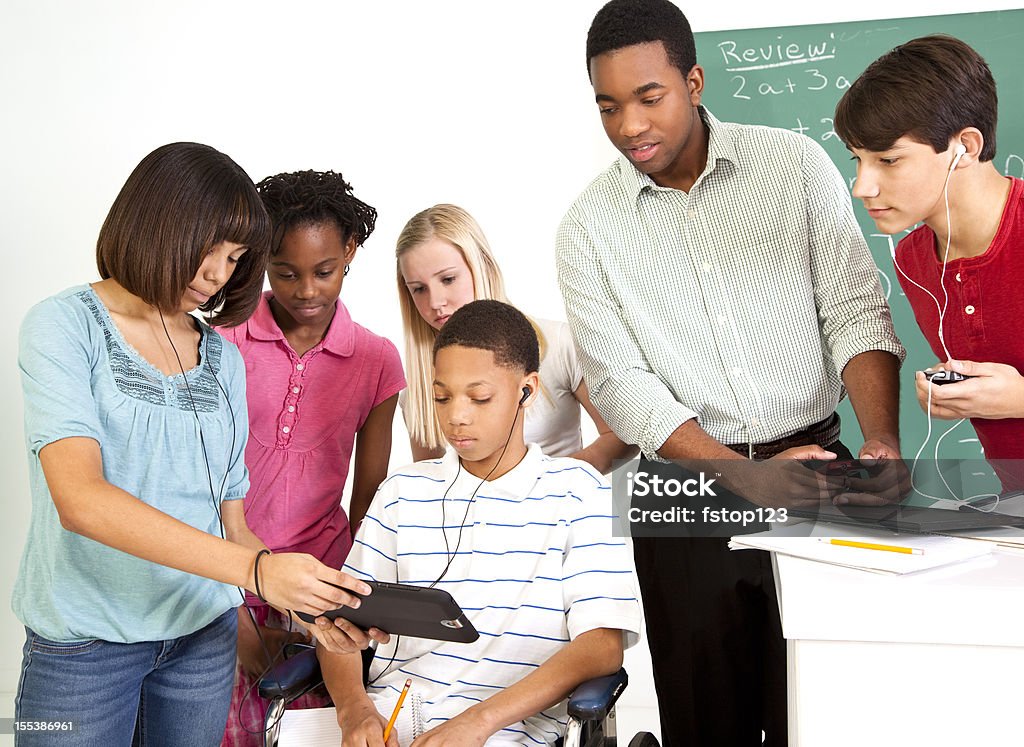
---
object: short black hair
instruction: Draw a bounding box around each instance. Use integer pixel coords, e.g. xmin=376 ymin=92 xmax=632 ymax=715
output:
xmin=433 ymin=300 xmax=540 ymax=374
xmin=586 ymin=0 xmax=696 ymax=79
xmin=255 ymin=170 xmax=377 ymax=255
xmin=835 ymin=35 xmax=997 ymax=161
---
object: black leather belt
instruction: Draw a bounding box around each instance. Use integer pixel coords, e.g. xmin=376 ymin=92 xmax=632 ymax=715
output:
xmin=724 ymin=413 xmax=841 ymax=459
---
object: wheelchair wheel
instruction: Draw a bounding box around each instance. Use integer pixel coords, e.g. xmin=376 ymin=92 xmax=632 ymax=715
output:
xmin=627 ymin=733 xmax=660 ymax=747
xmin=264 ymin=697 xmax=287 ymax=747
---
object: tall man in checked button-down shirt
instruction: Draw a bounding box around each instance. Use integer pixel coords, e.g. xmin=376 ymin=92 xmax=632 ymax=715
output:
xmin=556 ymin=1 xmax=905 ymax=745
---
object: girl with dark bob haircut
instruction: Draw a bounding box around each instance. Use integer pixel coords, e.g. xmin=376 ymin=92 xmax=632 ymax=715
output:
xmin=96 ymin=141 xmax=270 ymax=327
xmin=13 ymin=142 xmax=378 ymax=744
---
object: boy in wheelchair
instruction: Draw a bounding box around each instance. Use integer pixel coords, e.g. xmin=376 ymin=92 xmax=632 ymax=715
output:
xmin=318 ymin=300 xmax=642 ymax=746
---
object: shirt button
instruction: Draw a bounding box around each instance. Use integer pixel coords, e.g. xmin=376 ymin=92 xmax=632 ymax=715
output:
xmin=955 ymin=272 xmax=962 ymax=282
xmin=288 ymin=405 xmax=295 ymax=413
xmin=751 ymin=419 xmax=761 ymax=428
xmin=718 ymin=315 xmax=727 ymax=324
xmin=292 ymin=386 xmax=300 ymax=394
xmin=703 ymin=262 xmax=712 ymax=272
xmin=282 ymin=426 xmax=290 ymax=434
xmin=732 ymin=367 xmax=743 ymax=377
xmin=965 ymin=305 xmax=976 ymax=315
xmin=296 ymin=363 xmax=304 ymax=371
xmin=687 ymin=209 xmax=696 ymax=220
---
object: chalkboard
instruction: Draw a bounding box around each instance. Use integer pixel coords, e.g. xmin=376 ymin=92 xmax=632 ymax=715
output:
xmin=695 ymin=10 xmax=1024 ymax=472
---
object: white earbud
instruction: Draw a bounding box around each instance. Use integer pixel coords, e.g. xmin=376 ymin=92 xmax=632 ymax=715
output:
xmin=949 ymin=143 xmax=967 ymax=171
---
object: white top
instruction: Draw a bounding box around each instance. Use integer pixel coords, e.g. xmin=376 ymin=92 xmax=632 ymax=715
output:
xmin=343 ymin=444 xmax=642 ymax=746
xmin=556 ymin=107 xmax=905 ymax=457
xmin=526 ymin=317 xmax=585 ymax=457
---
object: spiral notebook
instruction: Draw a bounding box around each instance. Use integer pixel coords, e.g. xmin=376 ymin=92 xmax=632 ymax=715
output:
xmin=391 ymin=692 xmax=426 ymax=745
xmin=278 ymin=693 xmax=426 ymax=746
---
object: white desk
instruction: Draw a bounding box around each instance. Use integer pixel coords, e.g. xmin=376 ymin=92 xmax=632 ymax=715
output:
xmin=775 ymin=549 xmax=1024 ymax=747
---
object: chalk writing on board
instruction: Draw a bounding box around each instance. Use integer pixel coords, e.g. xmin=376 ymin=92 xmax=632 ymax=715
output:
xmin=730 ymin=69 xmax=852 ymax=101
xmin=718 ymin=32 xmax=851 ymax=101
xmin=782 ymin=117 xmax=838 ymax=142
xmin=835 ymin=27 xmax=901 ymax=44
xmin=1005 ymin=154 xmax=1024 ymax=178
xmin=717 ymin=35 xmax=836 ymax=71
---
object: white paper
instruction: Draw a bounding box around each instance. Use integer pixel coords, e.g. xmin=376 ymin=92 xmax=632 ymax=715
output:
xmin=276 ymin=694 xmax=426 ymax=747
xmin=729 ymin=522 xmax=992 ymax=574
xmin=277 ymin=707 xmax=341 ymax=747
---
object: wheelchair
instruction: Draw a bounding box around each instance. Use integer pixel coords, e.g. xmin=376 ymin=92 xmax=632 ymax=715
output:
xmin=258 ymin=644 xmax=659 ymax=747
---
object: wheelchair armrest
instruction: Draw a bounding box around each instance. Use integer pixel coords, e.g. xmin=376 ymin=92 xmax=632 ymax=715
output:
xmin=567 ymin=667 xmax=628 ymax=722
xmin=258 ymin=645 xmax=320 ymax=701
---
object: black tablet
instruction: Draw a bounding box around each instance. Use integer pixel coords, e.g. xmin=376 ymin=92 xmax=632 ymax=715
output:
xmin=295 ymin=581 xmax=479 ymax=643
xmin=790 ymin=502 xmax=1024 ymax=533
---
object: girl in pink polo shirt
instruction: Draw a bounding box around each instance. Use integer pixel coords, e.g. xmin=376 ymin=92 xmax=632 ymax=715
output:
xmin=219 ymin=170 xmax=405 ymax=745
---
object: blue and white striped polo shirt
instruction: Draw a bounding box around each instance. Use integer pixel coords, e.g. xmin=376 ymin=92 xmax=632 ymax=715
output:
xmin=344 ymin=444 xmax=642 ymax=746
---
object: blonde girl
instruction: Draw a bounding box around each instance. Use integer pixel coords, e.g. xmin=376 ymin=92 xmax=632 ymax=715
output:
xmin=396 ymin=204 xmax=635 ymax=472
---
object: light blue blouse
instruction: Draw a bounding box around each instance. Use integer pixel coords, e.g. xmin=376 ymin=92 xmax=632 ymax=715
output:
xmin=14 ymin=285 xmax=249 ymax=643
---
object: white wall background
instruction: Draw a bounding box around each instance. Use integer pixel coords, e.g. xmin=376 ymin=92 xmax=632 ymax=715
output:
xmin=2 ymin=0 xmax=1019 ymax=735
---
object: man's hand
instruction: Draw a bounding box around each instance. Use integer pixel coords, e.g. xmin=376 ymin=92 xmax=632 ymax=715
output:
xmin=841 ymin=348 xmax=902 ymax=504
xmin=721 ymin=445 xmax=845 ymax=508
xmin=843 ymin=437 xmax=908 ymax=506
xmin=859 ymin=435 xmax=901 ymax=462
xmin=916 ymin=360 xmax=1024 ymax=420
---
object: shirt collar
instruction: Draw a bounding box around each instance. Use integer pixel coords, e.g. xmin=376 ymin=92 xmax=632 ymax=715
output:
xmin=618 ymin=106 xmax=738 ymax=199
xmin=246 ymin=290 xmax=356 ymax=357
xmin=441 ymin=442 xmax=550 ymax=499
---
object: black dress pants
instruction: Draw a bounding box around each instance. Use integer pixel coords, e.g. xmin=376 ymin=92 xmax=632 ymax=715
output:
xmin=634 ymin=441 xmax=853 ymax=747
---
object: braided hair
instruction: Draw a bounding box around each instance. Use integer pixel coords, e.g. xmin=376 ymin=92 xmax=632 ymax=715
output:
xmin=255 ymin=170 xmax=377 ymax=254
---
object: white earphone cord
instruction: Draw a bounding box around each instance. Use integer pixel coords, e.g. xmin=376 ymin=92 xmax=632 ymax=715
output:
xmin=894 ymin=147 xmax=1000 ymax=511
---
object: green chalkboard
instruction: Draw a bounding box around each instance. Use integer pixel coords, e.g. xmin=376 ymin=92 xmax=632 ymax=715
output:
xmin=696 ymin=11 xmax=1024 ymax=475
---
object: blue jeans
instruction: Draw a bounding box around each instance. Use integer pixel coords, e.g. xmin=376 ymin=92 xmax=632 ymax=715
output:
xmin=15 ymin=608 xmax=237 ymax=746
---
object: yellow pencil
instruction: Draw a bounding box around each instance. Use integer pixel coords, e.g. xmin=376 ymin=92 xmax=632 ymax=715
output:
xmin=820 ymin=538 xmax=924 ymax=555
xmin=383 ymin=678 xmax=412 ymax=742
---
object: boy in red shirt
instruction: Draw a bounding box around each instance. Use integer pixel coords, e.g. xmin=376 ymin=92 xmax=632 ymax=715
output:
xmin=835 ymin=34 xmax=1024 ymax=491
